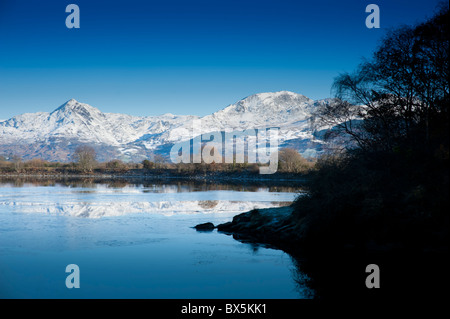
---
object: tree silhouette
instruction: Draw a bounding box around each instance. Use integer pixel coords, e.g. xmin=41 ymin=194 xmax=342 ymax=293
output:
xmin=292 ymin=5 xmax=449 ymax=254
xmin=315 ymin=5 xmax=448 ymax=158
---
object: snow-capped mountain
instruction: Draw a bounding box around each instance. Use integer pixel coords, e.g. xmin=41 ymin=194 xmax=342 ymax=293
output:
xmin=0 ymin=91 xmax=333 ymax=162
xmin=203 ymin=91 xmax=314 ymax=129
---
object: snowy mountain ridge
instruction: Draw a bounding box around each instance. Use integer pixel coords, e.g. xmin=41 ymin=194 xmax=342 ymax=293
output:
xmin=0 ymin=91 xmax=334 ymax=162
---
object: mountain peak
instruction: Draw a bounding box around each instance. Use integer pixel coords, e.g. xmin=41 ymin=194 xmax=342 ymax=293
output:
xmin=200 ymin=90 xmax=317 ymax=130
xmin=221 ymin=91 xmax=313 ymax=115
xmin=52 ymin=99 xmax=100 ymax=117
xmin=66 ymin=98 xmax=78 ymax=105
xmin=61 ymin=98 xmax=85 ymax=109
xmin=248 ymin=91 xmax=311 ymax=102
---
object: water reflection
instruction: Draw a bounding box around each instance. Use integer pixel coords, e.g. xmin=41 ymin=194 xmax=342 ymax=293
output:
xmin=0 ymin=200 xmax=292 ymax=218
xmin=0 ymin=178 xmax=302 ymax=218
xmin=0 ymin=178 xmax=313 ymax=298
xmin=0 ymin=177 xmax=305 ymax=193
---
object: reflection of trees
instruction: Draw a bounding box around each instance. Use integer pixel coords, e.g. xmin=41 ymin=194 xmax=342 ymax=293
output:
xmin=288 ymin=255 xmax=315 ymax=299
xmin=12 ymin=179 xmax=24 ymax=187
xmin=198 ymin=200 xmax=218 ymax=209
xmin=238 ymin=241 xmax=317 ymax=298
xmin=1 ymin=176 xmax=305 ymax=195
xmin=231 ymin=235 xmax=421 ymax=300
xmin=106 ymin=180 xmax=129 ymax=188
xmin=288 ymin=249 xmax=448 ymax=300
xmin=1 ymin=174 xmax=306 ymax=193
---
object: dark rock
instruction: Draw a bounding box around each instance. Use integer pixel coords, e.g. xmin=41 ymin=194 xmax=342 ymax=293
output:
xmin=215 ymin=206 xmax=297 ymax=249
xmin=193 ymin=222 xmax=215 ymax=231
xmin=216 ymin=221 xmax=233 ymax=232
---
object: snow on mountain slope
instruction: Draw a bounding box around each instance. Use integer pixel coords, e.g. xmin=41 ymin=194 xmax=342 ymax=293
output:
xmin=0 ymin=92 xmax=333 ymax=161
xmin=200 ymin=91 xmax=314 ymax=130
xmin=0 ymin=99 xmax=194 ymax=145
xmin=192 ymin=91 xmax=334 ymax=157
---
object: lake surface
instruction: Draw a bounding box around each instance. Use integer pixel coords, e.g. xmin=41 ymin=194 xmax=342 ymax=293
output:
xmin=0 ymin=179 xmax=313 ymax=298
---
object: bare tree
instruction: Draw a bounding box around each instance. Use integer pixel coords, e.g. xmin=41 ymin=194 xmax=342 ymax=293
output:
xmin=12 ymin=154 xmax=22 ymax=173
xmin=73 ymin=146 xmax=97 ymax=173
xmin=153 ymin=154 xmax=166 ymax=169
xmin=314 ymin=5 xmax=449 ymax=156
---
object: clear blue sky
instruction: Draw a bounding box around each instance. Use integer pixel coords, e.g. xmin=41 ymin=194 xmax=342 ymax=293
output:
xmin=0 ymin=0 xmax=444 ymax=119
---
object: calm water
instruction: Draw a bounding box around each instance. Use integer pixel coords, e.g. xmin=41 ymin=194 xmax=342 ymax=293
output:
xmin=0 ymin=179 xmax=313 ymax=298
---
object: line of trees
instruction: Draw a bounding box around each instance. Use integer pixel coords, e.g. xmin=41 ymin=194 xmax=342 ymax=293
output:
xmin=142 ymin=147 xmax=315 ymax=174
xmin=0 ymin=146 xmax=141 ymax=174
xmin=1 ymin=146 xmax=315 ymax=175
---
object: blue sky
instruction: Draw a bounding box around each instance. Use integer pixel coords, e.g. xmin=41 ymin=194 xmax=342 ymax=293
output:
xmin=0 ymin=0 xmax=444 ymax=119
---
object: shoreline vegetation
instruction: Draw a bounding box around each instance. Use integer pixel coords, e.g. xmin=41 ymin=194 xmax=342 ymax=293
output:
xmin=198 ymin=7 xmax=449 ymax=300
xmin=0 ymin=146 xmax=314 ymax=180
xmin=0 ymin=164 xmax=311 ymax=187
xmin=0 ymin=146 xmax=313 ymax=186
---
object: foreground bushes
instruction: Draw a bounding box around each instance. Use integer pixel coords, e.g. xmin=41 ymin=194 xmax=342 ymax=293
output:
xmin=291 ymin=149 xmax=449 ymax=252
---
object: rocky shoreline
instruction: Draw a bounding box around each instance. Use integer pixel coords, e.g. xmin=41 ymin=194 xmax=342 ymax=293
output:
xmin=195 ymin=206 xmax=303 ymax=255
